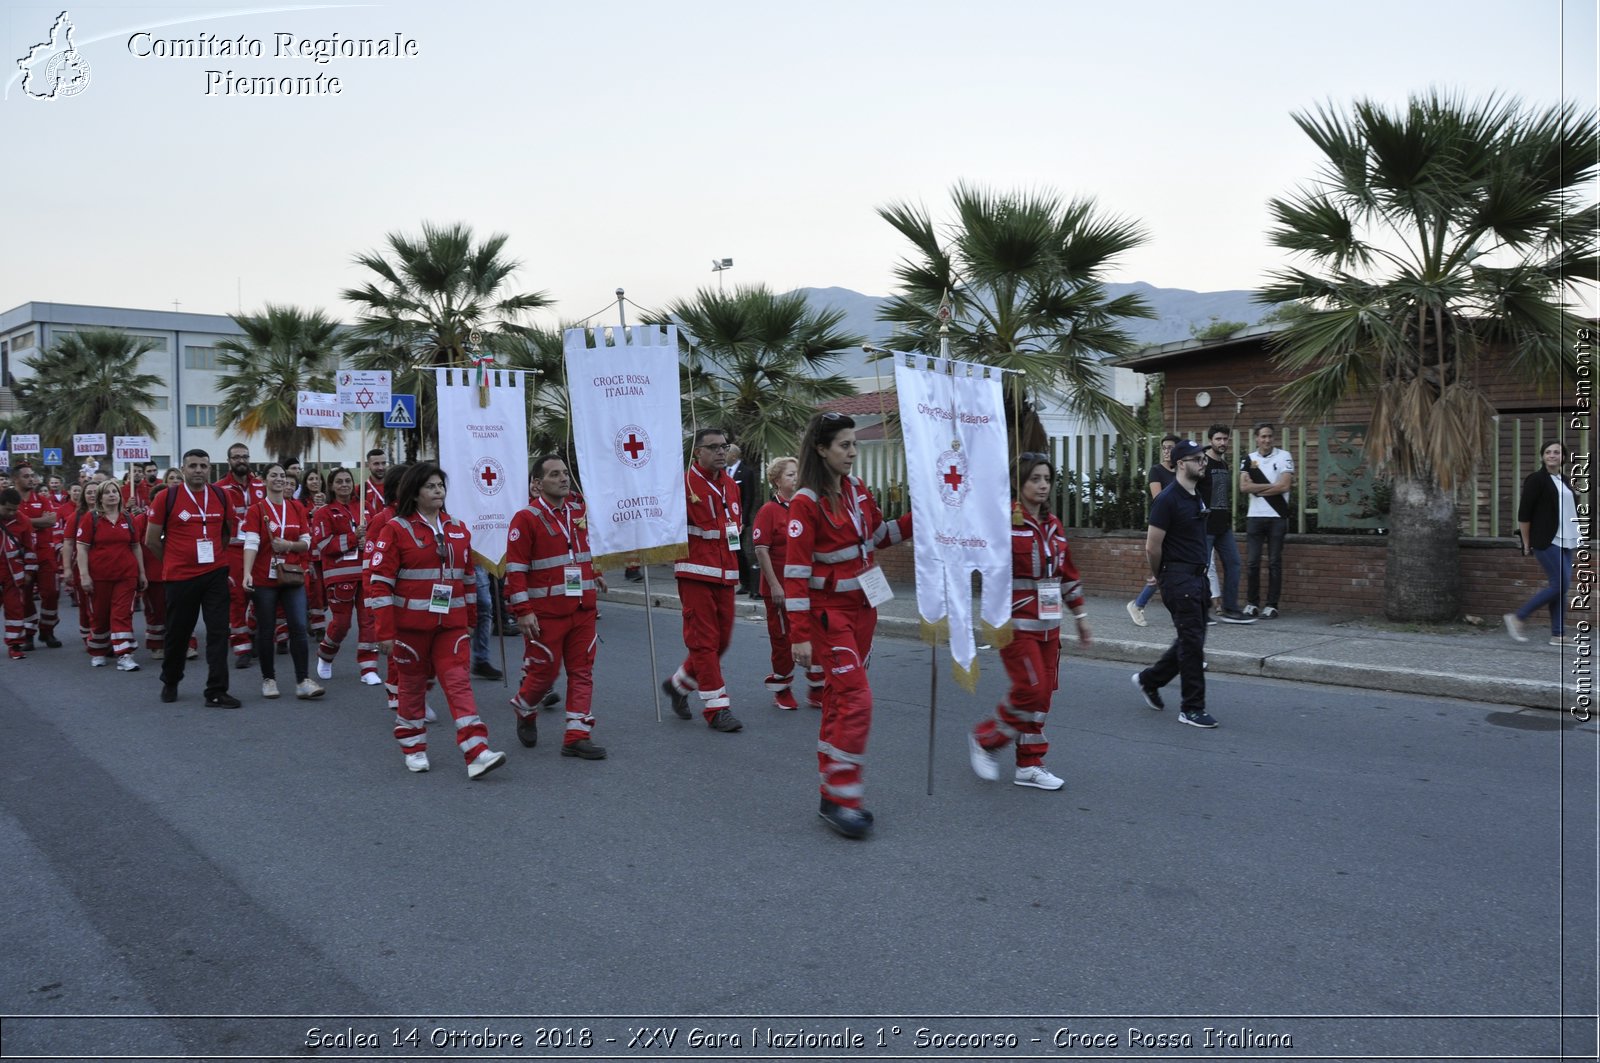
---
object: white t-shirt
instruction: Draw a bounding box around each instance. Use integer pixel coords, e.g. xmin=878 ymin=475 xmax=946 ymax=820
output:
xmin=1242 ymin=447 xmax=1295 ymax=519
xmin=1554 ymin=478 xmax=1580 ymax=548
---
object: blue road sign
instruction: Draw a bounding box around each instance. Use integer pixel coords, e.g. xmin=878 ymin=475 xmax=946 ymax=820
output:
xmin=42 ymin=447 xmax=64 ymax=466
xmin=383 ymin=393 xmax=417 ymax=429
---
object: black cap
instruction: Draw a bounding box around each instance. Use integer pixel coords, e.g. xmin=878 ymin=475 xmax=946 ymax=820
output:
xmin=1171 ymin=440 xmax=1206 ymax=462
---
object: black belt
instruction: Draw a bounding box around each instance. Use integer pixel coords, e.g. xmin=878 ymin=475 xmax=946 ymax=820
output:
xmin=1159 ymin=564 xmax=1206 ymax=577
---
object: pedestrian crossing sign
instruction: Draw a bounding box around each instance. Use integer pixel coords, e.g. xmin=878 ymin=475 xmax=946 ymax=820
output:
xmin=384 ymin=394 xmax=417 ymax=429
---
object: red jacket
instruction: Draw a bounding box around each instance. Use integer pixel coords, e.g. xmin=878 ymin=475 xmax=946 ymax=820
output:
xmin=674 ymin=464 xmax=743 ymax=585
xmin=751 ymin=496 xmax=792 ymax=596
xmin=781 ymin=476 xmax=911 ymax=645
xmin=312 ymin=499 xmax=364 ymax=584
xmin=216 ymin=475 xmax=266 ymax=548
xmin=21 ymin=490 xmax=62 ymax=556
xmin=1010 ymin=509 xmax=1085 ymax=635
xmin=0 ymin=514 xmax=34 ymax=585
xmin=506 ymin=496 xmax=597 ymax=617
xmin=365 ymin=512 xmax=477 ymax=640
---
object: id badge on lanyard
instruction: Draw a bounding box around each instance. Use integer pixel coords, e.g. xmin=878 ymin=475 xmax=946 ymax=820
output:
xmin=1037 ymin=584 xmax=1063 ymax=621
xmin=564 ymin=564 xmax=583 ymax=596
xmin=196 ymin=538 xmax=215 ymax=565
xmin=725 ymin=523 xmax=741 ymax=551
xmin=429 ymin=583 xmax=452 ymax=614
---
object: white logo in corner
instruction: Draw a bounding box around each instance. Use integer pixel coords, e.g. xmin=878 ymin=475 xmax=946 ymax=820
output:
xmin=17 ymin=11 xmax=92 ymax=100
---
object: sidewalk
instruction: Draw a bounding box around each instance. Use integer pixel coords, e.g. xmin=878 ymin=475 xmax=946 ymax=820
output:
xmin=601 ymin=567 xmax=1574 ymax=710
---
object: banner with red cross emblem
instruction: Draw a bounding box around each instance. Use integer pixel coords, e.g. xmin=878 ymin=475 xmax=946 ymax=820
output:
xmin=434 ymin=366 xmax=528 ymax=576
xmin=564 ymin=324 xmax=688 ymax=571
xmin=894 ymin=353 xmax=1011 ymax=684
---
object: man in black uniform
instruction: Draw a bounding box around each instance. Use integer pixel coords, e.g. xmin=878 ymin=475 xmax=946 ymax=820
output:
xmin=1130 ymin=440 xmax=1218 ymax=728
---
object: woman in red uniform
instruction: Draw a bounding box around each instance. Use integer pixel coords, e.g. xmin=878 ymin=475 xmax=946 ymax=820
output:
xmin=968 ymin=453 xmax=1091 ymax=791
xmin=368 ymin=463 xmax=505 ymax=779
xmin=313 ymin=467 xmax=377 ymax=683
xmin=76 ymin=479 xmax=147 ymax=671
xmin=241 ymin=463 xmax=323 ymax=700
xmin=752 ymin=455 xmax=820 ymax=710
xmin=132 ymin=485 xmax=168 ymax=657
xmin=785 ymin=412 xmax=911 ymax=839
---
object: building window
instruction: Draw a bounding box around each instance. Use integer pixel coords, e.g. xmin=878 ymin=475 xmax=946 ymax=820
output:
xmin=10 ymin=332 xmax=34 ymax=351
xmin=184 ymin=345 xmax=220 ymax=370
xmin=50 ymin=328 xmax=77 ymax=346
xmin=150 ymin=396 xmax=170 ymax=411
xmin=133 ymin=335 xmax=169 ymax=353
xmin=186 ymin=404 xmax=218 ymax=428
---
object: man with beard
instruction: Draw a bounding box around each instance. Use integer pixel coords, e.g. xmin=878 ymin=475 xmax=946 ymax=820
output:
xmin=215 ymin=442 xmax=266 ymax=667
xmin=361 ymin=448 xmax=388 ymax=523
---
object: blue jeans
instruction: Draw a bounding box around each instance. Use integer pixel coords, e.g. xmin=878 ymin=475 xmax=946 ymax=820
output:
xmin=1207 ymin=528 xmax=1242 ymax=612
xmin=1134 ymin=579 xmax=1158 ymax=608
xmin=470 ymin=567 xmax=493 ymax=665
xmin=1516 ymin=545 xmax=1574 ymax=636
xmin=251 ymin=583 xmax=309 ymax=682
xmin=1245 ymin=516 xmax=1287 ymax=609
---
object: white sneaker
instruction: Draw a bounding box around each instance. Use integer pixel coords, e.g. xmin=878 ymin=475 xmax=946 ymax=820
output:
xmin=295 ymin=678 xmax=325 ymax=700
xmin=316 ymin=658 xmax=333 ymax=680
xmin=967 ymin=731 xmax=1000 ymax=781
xmin=262 ymin=678 xmax=280 ymax=699
xmin=424 ymin=702 xmax=438 ymax=723
xmin=467 ymin=748 xmax=507 ymax=780
xmin=1125 ymin=600 xmax=1148 ymax=627
xmin=405 ymin=751 xmax=430 ymax=773
xmin=1014 ymin=765 xmax=1065 ymax=790
xmin=89 ymin=655 xmax=107 ymax=668
xmin=116 ymin=655 xmax=140 ymax=672
xmin=360 ymin=671 xmax=383 ymax=686
xmin=1503 ymin=613 xmax=1528 ymax=643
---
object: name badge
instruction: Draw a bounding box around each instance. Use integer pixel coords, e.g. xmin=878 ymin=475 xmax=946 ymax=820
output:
xmin=196 ymin=538 xmax=215 ymax=565
xmin=1037 ymin=584 xmax=1063 ymax=621
xmin=725 ymin=523 xmax=741 ymax=551
xmin=858 ymin=565 xmax=894 ymax=608
xmin=339 ymin=551 xmax=358 ymax=562
xmin=268 ymin=556 xmax=282 ymax=580
xmin=564 ymin=564 xmax=583 ymax=596
xmin=429 ymin=582 xmax=452 ymax=614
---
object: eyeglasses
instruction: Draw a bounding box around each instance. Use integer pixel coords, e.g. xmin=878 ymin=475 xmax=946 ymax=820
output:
xmin=698 ymin=443 xmax=731 ymax=453
xmin=1018 ymin=452 xmax=1050 ymax=463
xmin=821 ymin=412 xmax=847 ymax=422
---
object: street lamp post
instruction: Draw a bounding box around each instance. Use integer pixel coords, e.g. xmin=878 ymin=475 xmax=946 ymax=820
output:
xmin=711 ymin=257 xmax=733 ymax=291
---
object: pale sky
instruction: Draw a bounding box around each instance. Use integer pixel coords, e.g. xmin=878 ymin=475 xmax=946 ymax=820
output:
xmin=5 ymin=0 xmax=1596 ymax=326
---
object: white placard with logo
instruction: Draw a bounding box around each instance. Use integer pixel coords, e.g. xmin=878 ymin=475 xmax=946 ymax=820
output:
xmin=433 ymin=368 xmax=527 ymax=576
xmin=296 ymin=391 xmax=345 ymax=429
xmin=73 ymin=433 xmax=108 ymax=456
xmin=563 ymin=325 xmax=688 ymax=570
xmin=11 ymin=434 xmax=41 ymax=455
xmin=895 ymin=353 xmax=1011 ymax=674
xmin=113 ymin=435 xmax=153 ymax=462
xmin=336 ymin=370 xmax=392 ymax=412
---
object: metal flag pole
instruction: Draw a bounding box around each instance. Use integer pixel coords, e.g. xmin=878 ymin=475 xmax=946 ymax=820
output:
xmin=613 ymin=289 xmax=666 ymax=724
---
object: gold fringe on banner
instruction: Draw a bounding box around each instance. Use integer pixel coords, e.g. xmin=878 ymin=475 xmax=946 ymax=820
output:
xmin=951 ymin=657 xmax=979 ymax=693
xmin=593 ymin=542 xmax=687 ymax=574
xmin=982 ymin=617 xmax=1015 ymax=651
xmin=919 ymin=617 xmax=950 ymax=646
xmin=471 ymin=552 xmax=506 ymax=579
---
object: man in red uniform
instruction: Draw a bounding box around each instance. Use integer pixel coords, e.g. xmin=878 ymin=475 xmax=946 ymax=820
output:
xmin=214 ymin=442 xmax=265 ymax=667
xmin=361 ymin=448 xmax=388 ymax=522
xmin=0 ymin=488 xmax=35 ymax=659
xmin=16 ymin=463 xmax=62 ymax=649
xmin=125 ymin=463 xmax=157 ymax=516
xmin=505 ymin=455 xmax=607 ymax=758
xmin=663 ymin=428 xmax=745 ymax=732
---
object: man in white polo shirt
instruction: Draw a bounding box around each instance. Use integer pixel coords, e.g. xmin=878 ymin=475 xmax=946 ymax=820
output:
xmin=1238 ymin=423 xmax=1294 ymax=618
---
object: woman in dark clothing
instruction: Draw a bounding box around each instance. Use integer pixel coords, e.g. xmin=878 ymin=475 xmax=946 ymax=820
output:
xmin=1505 ymin=441 xmax=1581 ymax=646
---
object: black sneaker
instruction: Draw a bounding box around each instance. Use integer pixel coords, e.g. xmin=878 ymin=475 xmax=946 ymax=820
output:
xmin=818 ymin=798 xmax=872 ymax=839
xmin=472 ymin=661 xmax=503 ymax=680
xmin=708 ymin=708 xmax=743 ymax=732
xmin=516 ymin=714 xmax=538 ymax=748
xmin=1179 ymin=710 xmax=1218 ymax=729
xmin=41 ymin=634 xmax=62 ymax=649
xmin=23 ymin=637 xmax=35 ymax=652
xmin=234 ymin=653 xmax=253 ymax=670
xmin=1130 ymin=672 xmax=1164 ymax=711
xmin=539 ymin=690 xmax=560 ymax=710
xmin=662 ymin=678 xmax=691 ymax=720
xmin=561 ymin=739 xmax=608 ymax=760
xmin=160 ymin=684 xmax=178 ymax=703
xmin=1218 ymin=609 xmax=1257 ymax=624
xmin=204 ymin=692 xmax=242 ymax=709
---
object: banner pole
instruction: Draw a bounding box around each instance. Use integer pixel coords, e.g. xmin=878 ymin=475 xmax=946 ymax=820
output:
xmin=927 ymin=638 xmax=939 ymax=796
xmin=613 ymin=292 xmax=665 ymax=724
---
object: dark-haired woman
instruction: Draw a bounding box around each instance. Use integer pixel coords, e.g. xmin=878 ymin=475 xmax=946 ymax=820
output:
xmin=313 ymin=467 xmax=377 ymax=683
xmin=1505 ymin=441 xmax=1582 ymax=646
xmin=242 ymin=464 xmax=322 ymax=700
xmin=968 ymin=454 xmax=1090 ymax=791
xmin=368 ymin=463 xmax=505 ymax=779
xmin=785 ymin=413 xmax=911 ymax=839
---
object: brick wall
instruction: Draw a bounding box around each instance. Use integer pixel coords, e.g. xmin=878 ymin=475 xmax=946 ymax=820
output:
xmin=876 ymin=529 xmax=1590 ymax=622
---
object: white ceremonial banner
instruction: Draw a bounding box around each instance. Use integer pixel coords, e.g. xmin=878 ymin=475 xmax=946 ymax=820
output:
xmin=73 ymin=433 xmax=107 ymax=456
xmin=563 ymin=324 xmax=687 ymax=569
xmin=295 ymin=391 xmax=344 ymax=429
xmin=434 ymin=367 xmax=527 ymax=577
xmin=113 ymin=435 xmax=153 ymax=462
xmin=894 ymin=353 xmax=1012 ymax=676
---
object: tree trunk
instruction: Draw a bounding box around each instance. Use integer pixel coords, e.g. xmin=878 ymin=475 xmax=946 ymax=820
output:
xmin=1383 ymin=474 xmax=1460 ymax=621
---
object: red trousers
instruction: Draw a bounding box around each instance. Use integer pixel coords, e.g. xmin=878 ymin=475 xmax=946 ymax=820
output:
xmin=227 ymin=548 xmax=255 ymax=656
xmin=673 ymin=578 xmax=736 ymax=719
xmin=975 ymin=632 xmax=1061 ymax=767
xmin=2 ymin=580 xmax=25 ymax=648
xmin=25 ymin=559 xmax=59 ymax=637
xmin=318 ymin=580 xmax=379 ymax=677
xmin=761 ymin=593 xmax=823 ymax=700
xmin=812 ymin=603 xmax=877 ymax=809
xmin=87 ymin=578 xmax=137 ymax=658
xmin=391 ymin=627 xmax=491 ymax=765
xmin=143 ymin=582 xmax=167 ymax=651
xmin=514 ymin=607 xmax=597 ymax=745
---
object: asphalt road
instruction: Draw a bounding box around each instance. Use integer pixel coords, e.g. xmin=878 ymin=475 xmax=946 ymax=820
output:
xmin=1 ymin=602 xmax=1595 ymax=1062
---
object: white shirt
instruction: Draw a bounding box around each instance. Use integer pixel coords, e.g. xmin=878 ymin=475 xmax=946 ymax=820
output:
xmin=1242 ymin=447 xmax=1295 ymax=519
xmin=1554 ymin=477 xmax=1580 ymax=548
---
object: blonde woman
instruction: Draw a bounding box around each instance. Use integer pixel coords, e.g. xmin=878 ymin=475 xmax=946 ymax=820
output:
xmin=76 ymin=480 xmax=147 ymax=671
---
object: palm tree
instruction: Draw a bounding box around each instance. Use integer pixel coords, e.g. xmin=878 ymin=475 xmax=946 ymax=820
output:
xmin=1258 ymin=90 xmax=1596 ymax=621
xmin=648 ymin=285 xmax=861 ymax=469
xmin=215 ymin=304 xmax=344 ymax=463
xmin=496 ymin=325 xmax=573 ymax=465
xmin=878 ymin=182 xmax=1154 ymax=450
xmin=16 ymin=328 xmax=164 ymax=443
xmin=341 ymin=221 xmax=552 ymax=460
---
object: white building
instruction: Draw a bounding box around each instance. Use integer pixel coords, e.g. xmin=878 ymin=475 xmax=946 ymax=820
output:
xmin=0 ymin=301 xmax=369 ymax=474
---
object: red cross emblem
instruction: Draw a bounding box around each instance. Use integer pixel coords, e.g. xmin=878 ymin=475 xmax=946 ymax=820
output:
xmin=614 ymin=424 xmax=652 ymax=468
xmin=622 ymin=433 xmax=646 ymax=460
xmin=943 ymin=464 xmax=963 ymax=491
xmin=480 ymin=466 xmax=498 ymax=488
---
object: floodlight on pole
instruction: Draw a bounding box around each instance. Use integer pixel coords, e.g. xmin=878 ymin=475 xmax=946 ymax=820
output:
xmin=711 ymin=257 xmax=733 ymax=291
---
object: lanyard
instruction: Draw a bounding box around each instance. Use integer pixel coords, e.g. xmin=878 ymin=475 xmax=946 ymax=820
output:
xmin=1022 ymin=510 xmax=1055 ymax=578
xmin=183 ymin=484 xmax=211 ymax=530
xmin=422 ymin=515 xmax=448 ymax=565
xmin=820 ymin=479 xmax=870 ymax=554
xmin=690 ymin=466 xmax=730 ymax=520
xmin=537 ymin=497 xmax=578 ymax=560
xmin=267 ymin=497 xmax=289 ymax=544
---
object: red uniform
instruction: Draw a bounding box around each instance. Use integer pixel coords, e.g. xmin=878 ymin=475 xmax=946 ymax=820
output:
xmin=783 ymin=476 xmax=911 ymax=810
xmin=216 ymin=474 xmax=266 ymax=658
xmin=19 ymin=489 xmax=61 ymax=640
xmin=76 ymin=510 xmax=142 ymax=659
xmin=973 ymin=510 xmax=1085 ymax=768
xmin=668 ymin=463 xmax=744 ymax=719
xmin=361 ymin=479 xmax=386 ymax=523
xmin=505 ymin=496 xmax=599 ymax=746
xmin=366 ymin=512 xmax=491 ymax=766
xmin=124 ymin=479 xmax=154 ymax=517
xmin=313 ymin=498 xmax=377 ymax=679
xmin=132 ymin=511 xmax=167 ymax=653
xmin=302 ymin=498 xmax=326 ymax=637
xmin=366 ymin=503 xmax=402 ymax=710
xmin=0 ymin=513 xmax=34 ymax=652
xmin=751 ymin=495 xmax=823 ymax=708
